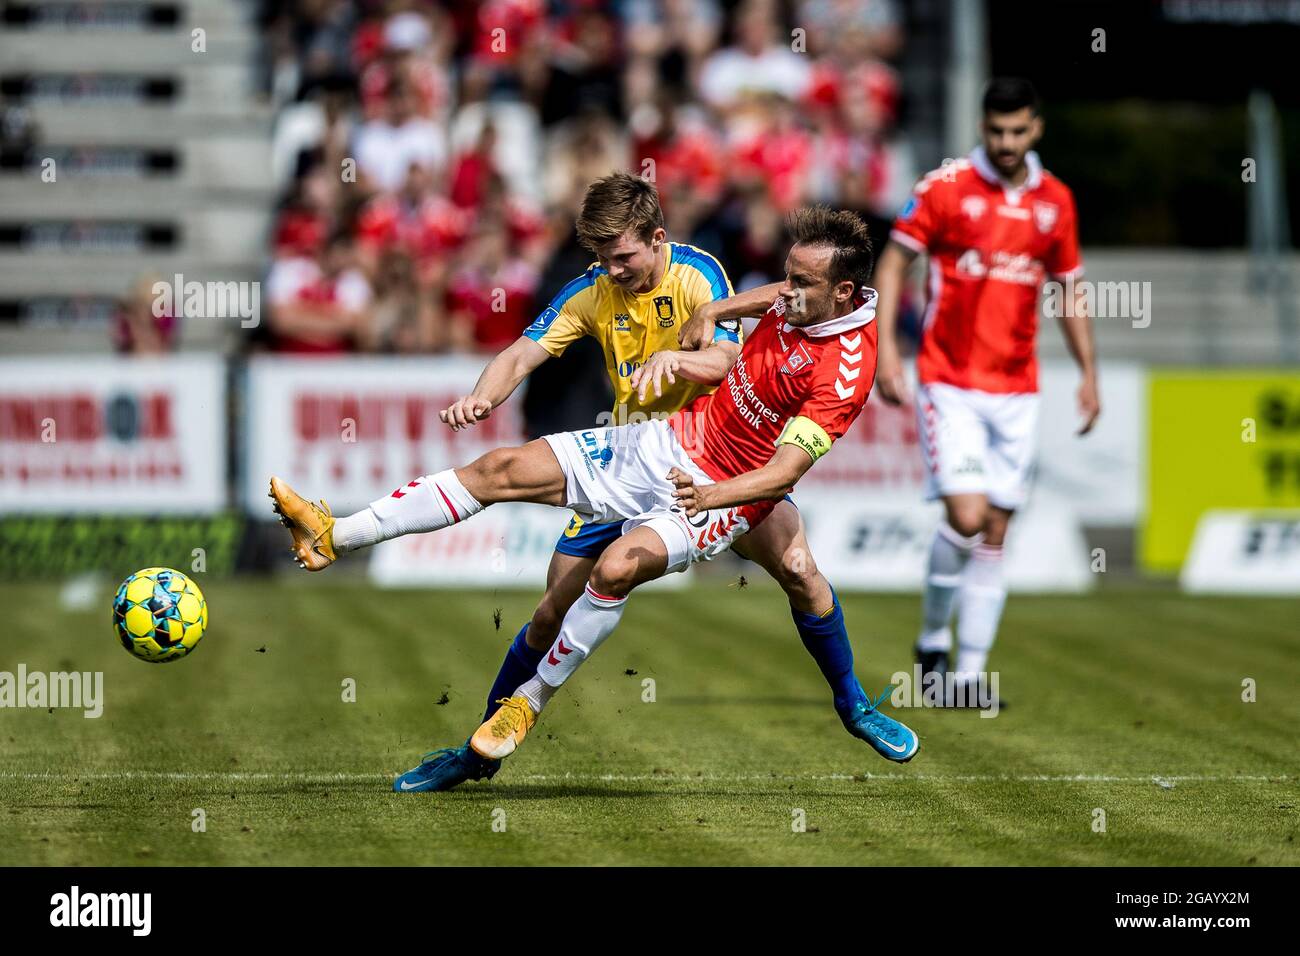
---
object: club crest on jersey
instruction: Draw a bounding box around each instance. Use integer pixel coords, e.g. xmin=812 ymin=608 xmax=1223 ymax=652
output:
xmin=614 ymin=313 xmax=631 ymax=332
xmin=781 ymin=341 xmax=814 ymax=376
xmin=961 ymin=195 xmax=987 ymax=221
xmin=653 ymin=295 xmax=675 ymax=327
xmin=1033 ymin=201 xmax=1058 ymax=234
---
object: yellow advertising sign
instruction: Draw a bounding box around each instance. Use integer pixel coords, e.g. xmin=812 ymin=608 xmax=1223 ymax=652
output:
xmin=1143 ymin=371 xmax=1300 ymax=572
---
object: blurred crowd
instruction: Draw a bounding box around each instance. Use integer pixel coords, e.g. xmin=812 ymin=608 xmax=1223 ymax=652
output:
xmin=251 ymin=0 xmax=914 ymax=357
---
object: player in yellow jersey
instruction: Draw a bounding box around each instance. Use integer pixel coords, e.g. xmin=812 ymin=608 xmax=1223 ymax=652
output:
xmin=271 ymin=174 xmax=890 ymax=792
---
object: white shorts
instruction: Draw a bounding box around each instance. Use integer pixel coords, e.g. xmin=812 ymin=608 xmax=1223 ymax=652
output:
xmin=542 ymin=419 xmax=772 ymax=573
xmin=916 ymin=382 xmax=1038 ymax=510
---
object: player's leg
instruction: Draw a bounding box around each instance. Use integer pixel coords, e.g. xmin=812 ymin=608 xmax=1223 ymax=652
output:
xmin=951 ymin=391 xmax=1036 ymax=705
xmin=269 ymin=440 xmax=567 ymax=569
xmin=393 ymin=547 xmax=597 ymax=793
xmin=734 ymin=499 xmax=918 ymax=762
xmin=914 ymin=383 xmax=990 ymax=682
xmin=953 ymin=504 xmax=1010 ymax=690
xmin=732 ymin=500 xmax=860 ymax=709
xmin=485 ymin=549 xmax=596 ymax=716
xmin=470 ymin=526 xmax=670 ymax=759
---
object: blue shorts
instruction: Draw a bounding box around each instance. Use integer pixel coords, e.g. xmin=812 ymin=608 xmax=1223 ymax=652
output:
xmin=553 ymin=513 xmax=626 ymax=559
xmin=552 ymin=495 xmax=797 ymax=560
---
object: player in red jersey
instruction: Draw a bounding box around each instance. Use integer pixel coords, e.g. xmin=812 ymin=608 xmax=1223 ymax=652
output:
xmin=872 ymin=78 xmax=1101 ymax=705
xmin=270 ymin=207 xmax=920 ymax=769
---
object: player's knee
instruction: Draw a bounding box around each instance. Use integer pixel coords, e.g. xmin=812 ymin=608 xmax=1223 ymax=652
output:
xmin=774 ymin=546 xmax=819 ymax=598
xmin=589 ymin=551 xmax=640 ymax=599
xmin=947 ymin=503 xmax=987 ymax=539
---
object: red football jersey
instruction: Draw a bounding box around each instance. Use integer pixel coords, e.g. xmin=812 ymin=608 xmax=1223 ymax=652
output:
xmin=890 ymin=147 xmax=1082 ymax=394
xmin=670 ymin=295 xmax=878 ymax=481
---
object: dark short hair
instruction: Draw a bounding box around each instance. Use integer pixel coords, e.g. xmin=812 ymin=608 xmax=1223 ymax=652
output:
xmin=787 ymin=206 xmax=874 ymax=288
xmin=575 ymin=172 xmax=665 ymax=251
xmin=982 ymin=77 xmax=1040 ymax=116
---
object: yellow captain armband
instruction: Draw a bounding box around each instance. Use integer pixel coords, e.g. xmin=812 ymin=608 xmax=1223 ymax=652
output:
xmin=776 ymin=416 xmax=833 ymax=462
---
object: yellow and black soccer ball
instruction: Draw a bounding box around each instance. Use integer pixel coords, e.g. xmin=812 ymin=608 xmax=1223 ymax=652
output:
xmin=112 ymin=568 xmax=208 ymax=663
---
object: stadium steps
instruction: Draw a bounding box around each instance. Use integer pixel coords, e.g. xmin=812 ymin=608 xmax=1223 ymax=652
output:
xmin=12 ymin=105 xmax=272 ymax=143
xmin=0 ymin=34 xmax=259 ymax=72
xmin=0 ymin=180 xmax=274 ymax=215
xmin=1 ymin=0 xmax=275 ymax=353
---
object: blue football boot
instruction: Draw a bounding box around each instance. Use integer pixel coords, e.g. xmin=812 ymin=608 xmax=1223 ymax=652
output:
xmin=840 ymin=686 xmax=920 ymax=763
xmin=393 ymin=742 xmax=500 ymax=793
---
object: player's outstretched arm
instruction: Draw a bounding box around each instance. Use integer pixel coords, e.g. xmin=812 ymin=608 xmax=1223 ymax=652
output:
xmin=630 ymin=341 xmax=740 ymax=401
xmin=668 ymin=445 xmax=814 ymax=516
xmin=678 ymin=281 xmax=783 ymax=350
xmin=872 ymin=240 xmax=918 ymax=406
xmin=440 ymin=336 xmax=551 ymax=431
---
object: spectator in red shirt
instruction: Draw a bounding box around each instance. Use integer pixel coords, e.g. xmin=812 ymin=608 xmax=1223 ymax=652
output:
xmin=445 ymin=220 xmax=540 ymax=353
xmin=268 ymin=232 xmax=374 ymax=353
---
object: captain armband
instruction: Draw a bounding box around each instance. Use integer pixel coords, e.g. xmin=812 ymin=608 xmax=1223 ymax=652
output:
xmin=776 ymin=416 xmax=833 ymax=462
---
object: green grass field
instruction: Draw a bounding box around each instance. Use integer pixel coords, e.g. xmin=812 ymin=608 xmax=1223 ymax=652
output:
xmin=1 ymin=578 xmax=1296 ymax=866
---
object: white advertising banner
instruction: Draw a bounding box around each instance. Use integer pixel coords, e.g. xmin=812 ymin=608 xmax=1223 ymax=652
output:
xmin=1181 ymin=510 xmax=1300 ymax=594
xmin=242 ymin=355 xmax=522 ymax=514
xmin=0 ymin=356 xmax=225 ymax=513
xmin=797 ymin=493 xmax=1094 ymax=593
xmin=243 ymin=356 xmax=1131 ymax=592
xmin=794 ymin=360 xmax=1142 ymax=527
xmin=1035 ymin=360 xmax=1142 ymax=527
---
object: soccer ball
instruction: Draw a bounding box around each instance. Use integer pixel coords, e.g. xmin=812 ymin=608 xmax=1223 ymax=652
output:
xmin=112 ymin=568 xmax=208 ymax=663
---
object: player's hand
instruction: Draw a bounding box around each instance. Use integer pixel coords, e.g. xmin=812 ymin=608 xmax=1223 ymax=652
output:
xmin=440 ymin=396 xmax=493 ymax=431
xmin=667 ymin=467 xmax=708 ymax=517
xmin=678 ymin=306 xmax=717 ymax=352
xmin=1076 ymin=376 xmax=1101 ymax=435
xmin=631 ymin=351 xmax=681 ymax=402
xmin=875 ymin=352 xmax=911 ymax=406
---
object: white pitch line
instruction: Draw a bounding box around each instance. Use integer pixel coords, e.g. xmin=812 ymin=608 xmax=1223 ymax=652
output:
xmin=0 ymin=771 xmax=1291 ymax=784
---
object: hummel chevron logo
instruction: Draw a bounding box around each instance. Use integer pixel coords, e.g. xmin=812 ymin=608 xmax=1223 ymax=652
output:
xmin=546 ymin=638 xmax=575 ymax=667
xmin=390 ymin=480 xmax=419 ymax=499
xmin=836 ymin=333 xmax=863 ymax=400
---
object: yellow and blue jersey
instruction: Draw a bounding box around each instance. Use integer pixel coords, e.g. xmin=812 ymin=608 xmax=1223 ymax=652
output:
xmin=523 ymin=242 xmax=739 ymax=423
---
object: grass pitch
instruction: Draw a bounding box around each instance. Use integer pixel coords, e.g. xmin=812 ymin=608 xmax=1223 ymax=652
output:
xmin=1 ymin=577 xmax=1296 ymax=866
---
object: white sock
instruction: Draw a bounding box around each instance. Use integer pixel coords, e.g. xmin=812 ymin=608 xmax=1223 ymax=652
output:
xmin=333 ymin=469 xmax=483 ymax=552
xmin=955 ymin=542 xmax=1006 ymax=679
xmin=524 ymin=584 xmax=629 ymax=713
xmin=515 ymin=675 xmax=557 ymax=715
xmin=918 ymin=521 xmax=982 ymax=652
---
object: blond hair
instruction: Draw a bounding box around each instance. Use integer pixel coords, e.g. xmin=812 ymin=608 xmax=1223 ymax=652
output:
xmin=575 ymin=172 xmax=665 ymax=251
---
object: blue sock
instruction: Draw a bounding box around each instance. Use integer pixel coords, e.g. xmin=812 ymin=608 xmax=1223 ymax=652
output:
xmin=791 ymin=589 xmax=865 ymax=714
xmin=483 ymin=624 xmax=545 ymax=722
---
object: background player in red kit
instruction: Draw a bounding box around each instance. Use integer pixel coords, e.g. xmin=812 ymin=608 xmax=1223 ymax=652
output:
xmin=872 ymin=78 xmax=1101 ymax=704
